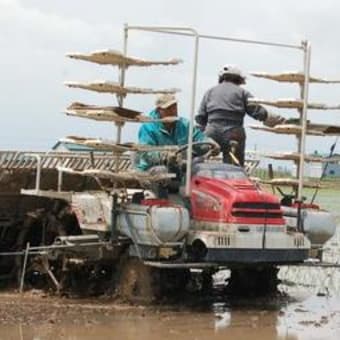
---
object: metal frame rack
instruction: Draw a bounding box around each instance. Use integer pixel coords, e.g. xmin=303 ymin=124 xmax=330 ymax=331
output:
xmin=123 ymin=25 xmax=311 ymax=199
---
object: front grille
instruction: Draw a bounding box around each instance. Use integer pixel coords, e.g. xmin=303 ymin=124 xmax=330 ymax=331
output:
xmin=233 ymin=202 xmax=280 ymax=210
xmin=232 ymin=211 xmax=282 ymax=218
xmin=215 ymin=235 xmax=231 ymax=246
xmin=294 ymin=236 xmax=305 ymax=247
xmin=231 ymin=201 xmax=283 ymax=220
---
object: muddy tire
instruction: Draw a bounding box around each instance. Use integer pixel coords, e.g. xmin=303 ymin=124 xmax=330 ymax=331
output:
xmin=228 ymin=266 xmax=279 ymax=295
xmin=116 ymin=257 xmax=160 ymax=304
xmin=159 ymin=269 xmax=190 ymax=295
xmin=13 ymin=201 xmax=81 ymax=291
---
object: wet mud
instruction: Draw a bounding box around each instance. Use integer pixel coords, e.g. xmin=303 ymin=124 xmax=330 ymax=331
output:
xmin=0 ymin=287 xmax=340 ymax=340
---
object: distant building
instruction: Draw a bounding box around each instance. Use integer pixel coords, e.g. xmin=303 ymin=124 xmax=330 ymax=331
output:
xmin=323 ymin=153 xmax=340 ymax=177
xmin=291 ymin=152 xmax=340 ymax=178
xmin=291 ymin=162 xmax=322 ymax=178
xmin=305 ymin=162 xmax=323 ymax=178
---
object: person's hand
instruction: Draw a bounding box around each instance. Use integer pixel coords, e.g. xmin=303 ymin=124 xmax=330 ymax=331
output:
xmin=160 ymin=151 xmax=179 ymax=166
xmin=264 ymin=112 xmax=286 ymax=127
xmin=205 ymin=138 xmax=220 ymax=156
xmin=166 ymin=150 xmax=178 ymax=164
xmin=210 ymin=142 xmax=220 ymax=156
xmin=195 ymin=124 xmax=206 ymax=132
xmin=195 ymin=139 xmax=221 ymax=157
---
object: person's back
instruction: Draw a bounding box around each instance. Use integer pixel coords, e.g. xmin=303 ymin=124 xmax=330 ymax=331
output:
xmin=196 ymin=64 xmax=285 ymax=166
xmin=199 ymin=81 xmax=252 ymax=126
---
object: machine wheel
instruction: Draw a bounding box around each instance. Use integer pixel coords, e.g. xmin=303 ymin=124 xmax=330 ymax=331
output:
xmin=159 ymin=268 xmax=190 ymax=295
xmin=116 ymin=256 xmax=160 ymax=304
xmin=201 ymin=268 xmax=215 ymax=293
xmin=228 ymin=266 xmax=279 ymax=295
xmin=13 ymin=200 xmax=81 ymax=291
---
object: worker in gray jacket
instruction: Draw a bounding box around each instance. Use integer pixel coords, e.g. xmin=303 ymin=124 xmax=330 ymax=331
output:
xmin=196 ymin=65 xmax=284 ymax=165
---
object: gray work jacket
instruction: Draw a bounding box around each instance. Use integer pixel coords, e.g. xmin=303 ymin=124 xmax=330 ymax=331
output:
xmin=196 ymin=81 xmax=268 ymax=127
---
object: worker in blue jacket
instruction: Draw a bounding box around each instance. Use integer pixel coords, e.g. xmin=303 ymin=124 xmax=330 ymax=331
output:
xmin=137 ymin=94 xmax=218 ymax=171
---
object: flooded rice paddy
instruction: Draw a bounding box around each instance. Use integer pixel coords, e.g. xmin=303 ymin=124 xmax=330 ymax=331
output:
xmin=0 ymin=188 xmax=340 ymax=340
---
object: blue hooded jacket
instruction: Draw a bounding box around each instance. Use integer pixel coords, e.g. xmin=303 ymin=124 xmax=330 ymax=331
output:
xmin=137 ymin=109 xmax=206 ymax=171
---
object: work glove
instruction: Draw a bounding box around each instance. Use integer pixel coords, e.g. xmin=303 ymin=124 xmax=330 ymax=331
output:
xmin=209 ymin=139 xmax=221 ymax=156
xmin=198 ymin=138 xmax=220 ymax=157
xmin=264 ymin=112 xmax=286 ymax=127
xmin=160 ymin=150 xmax=180 ymax=166
xmin=195 ymin=124 xmax=206 ymax=132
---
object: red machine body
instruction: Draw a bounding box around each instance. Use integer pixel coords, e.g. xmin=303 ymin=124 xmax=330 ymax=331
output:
xmin=190 ymin=163 xmax=285 ymax=226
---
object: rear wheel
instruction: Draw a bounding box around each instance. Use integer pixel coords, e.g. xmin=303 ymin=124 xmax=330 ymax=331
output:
xmin=228 ymin=266 xmax=279 ymax=295
xmin=159 ymin=268 xmax=190 ymax=295
xmin=13 ymin=200 xmax=81 ymax=291
xmin=116 ymin=257 xmax=160 ymax=304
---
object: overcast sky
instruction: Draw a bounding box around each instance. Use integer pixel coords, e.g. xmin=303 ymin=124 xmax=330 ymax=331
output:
xmin=1 ymin=0 xmax=340 ymax=157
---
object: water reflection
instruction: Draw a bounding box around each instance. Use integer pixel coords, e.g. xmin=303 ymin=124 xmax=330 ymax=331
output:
xmin=277 ymin=295 xmax=340 ymax=340
xmin=213 ymin=303 xmax=231 ymax=330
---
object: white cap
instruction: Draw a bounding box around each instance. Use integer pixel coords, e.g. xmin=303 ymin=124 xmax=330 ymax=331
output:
xmin=155 ymin=94 xmax=177 ymax=109
xmin=218 ymin=64 xmax=246 ymax=80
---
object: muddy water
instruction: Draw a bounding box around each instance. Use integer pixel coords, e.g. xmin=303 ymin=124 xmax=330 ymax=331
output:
xmin=0 ymin=190 xmax=340 ymax=340
xmin=1 ymin=291 xmax=340 ymax=340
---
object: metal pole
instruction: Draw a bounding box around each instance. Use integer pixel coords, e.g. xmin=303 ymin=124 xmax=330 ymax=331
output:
xmin=57 ymin=168 xmax=63 ymax=192
xmin=115 ymin=23 xmax=129 ymax=145
xmin=126 ymin=26 xmax=302 ymax=50
xmin=121 ymin=23 xmax=129 ymax=100
xmin=19 ymin=242 xmax=30 ymax=293
xmin=185 ymin=31 xmax=199 ymax=196
xmin=26 ymin=154 xmax=42 ymax=192
xmin=111 ymin=191 xmax=119 ymax=240
xmin=110 ymin=24 xmax=130 ymax=240
xmin=32 ymin=155 xmax=42 ymax=191
xmin=297 ymin=41 xmax=311 ymax=201
xmin=116 ymin=124 xmax=122 ymax=144
xmin=36 ymin=155 xmax=41 ymax=191
xmin=42 ymin=256 xmax=61 ymax=292
xmin=295 ymin=82 xmax=304 ymax=190
xmin=117 ymin=25 xmax=129 ymax=143
xmin=114 ymin=23 xmax=129 ymax=175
